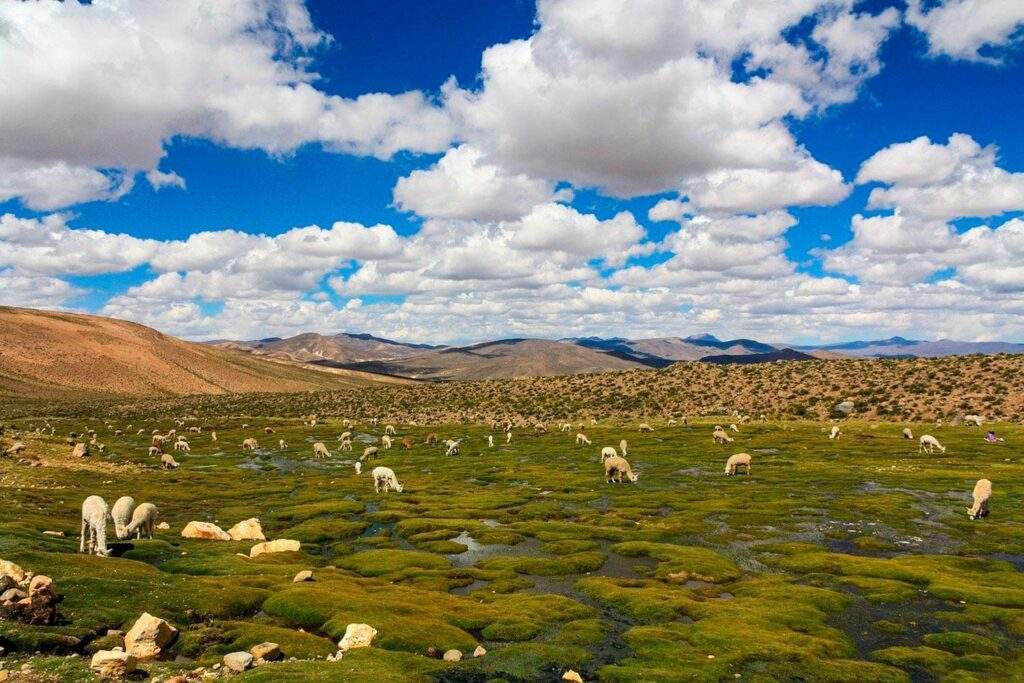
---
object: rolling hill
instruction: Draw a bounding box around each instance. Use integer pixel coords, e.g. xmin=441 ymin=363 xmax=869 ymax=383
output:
xmin=0 ymin=307 xmax=406 ymax=399
xmin=342 ymin=338 xmax=651 ymax=380
xmin=794 ymin=336 xmax=1024 ymax=358
xmin=209 ymin=332 xmax=442 ymax=364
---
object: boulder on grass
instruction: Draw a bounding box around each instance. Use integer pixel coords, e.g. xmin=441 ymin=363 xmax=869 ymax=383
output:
xmin=90 ymin=650 xmax=137 ymax=679
xmin=337 ymin=623 xmax=377 ymax=652
xmin=249 ymin=539 xmax=300 ymax=558
xmin=124 ymin=612 xmax=177 ymax=659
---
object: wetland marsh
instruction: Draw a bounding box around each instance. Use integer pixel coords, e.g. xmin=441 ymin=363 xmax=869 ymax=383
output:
xmin=2 ymin=415 xmax=1023 ymax=681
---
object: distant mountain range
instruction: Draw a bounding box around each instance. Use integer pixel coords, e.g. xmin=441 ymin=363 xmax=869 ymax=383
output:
xmin=209 ymin=330 xmax=1024 ymax=380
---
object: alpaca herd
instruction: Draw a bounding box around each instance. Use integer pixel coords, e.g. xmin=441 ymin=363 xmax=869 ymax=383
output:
xmin=81 ymin=495 xmax=159 ymax=556
xmin=62 ymin=413 xmax=996 ymax=567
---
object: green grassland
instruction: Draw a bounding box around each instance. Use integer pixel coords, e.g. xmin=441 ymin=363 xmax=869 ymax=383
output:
xmin=2 ymin=412 xmax=1023 ymax=681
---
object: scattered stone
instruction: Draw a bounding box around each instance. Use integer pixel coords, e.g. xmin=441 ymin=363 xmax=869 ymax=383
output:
xmin=0 ymin=588 xmax=27 ymax=603
xmin=249 ymin=538 xmax=300 ymax=558
xmin=125 ymin=612 xmax=178 ymax=659
xmin=180 ymin=521 xmax=230 ymax=541
xmin=28 ymin=575 xmax=53 ymax=596
xmin=90 ymin=650 xmax=137 ymax=679
xmin=250 ymin=642 xmax=281 ymax=662
xmin=473 ymin=645 xmax=487 ymax=657
xmin=227 ymin=518 xmax=265 ymax=541
xmin=42 ymin=530 xmax=64 ymax=537
xmin=106 ymin=629 xmax=123 ymax=638
xmin=293 ymin=570 xmax=314 ymax=583
xmin=833 ymin=400 xmax=855 ymax=415
xmin=562 ymin=671 xmax=584 ymax=683
xmin=337 ymin=623 xmax=377 ymax=652
xmin=156 ymin=522 xmax=170 ymax=530
xmin=223 ymin=651 xmax=253 ymax=672
xmin=443 ymin=649 xmax=463 ymax=662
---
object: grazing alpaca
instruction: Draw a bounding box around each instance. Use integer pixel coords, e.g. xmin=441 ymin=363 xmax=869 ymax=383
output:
xmin=126 ymin=503 xmax=159 ymax=539
xmin=724 ymin=453 xmax=751 ymax=476
xmin=111 ymin=496 xmax=136 ymax=541
xmin=603 ymin=455 xmax=638 ymax=483
xmin=372 ymin=466 xmax=404 ymax=493
xmin=968 ymin=479 xmax=992 ymax=520
xmin=80 ymin=495 xmax=111 ymax=556
xmin=919 ymin=435 xmax=946 ymax=454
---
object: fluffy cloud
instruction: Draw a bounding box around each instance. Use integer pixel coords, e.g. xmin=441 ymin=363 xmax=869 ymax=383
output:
xmin=393 ymin=145 xmax=570 ymax=221
xmin=858 ymin=134 xmax=1024 ymax=220
xmin=0 ymin=0 xmax=453 ymax=209
xmin=0 ymin=268 xmax=82 ymax=308
xmin=0 ymin=213 xmax=158 ymax=276
xmin=907 ymin=0 xmax=1024 ymax=63
xmin=444 ymin=0 xmax=886 ymax=207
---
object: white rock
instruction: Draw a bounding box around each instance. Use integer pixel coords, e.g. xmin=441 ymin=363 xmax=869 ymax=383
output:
xmin=124 ymin=612 xmax=178 ymax=660
xmin=90 ymin=650 xmax=137 ymax=679
xmin=223 ymin=651 xmax=253 ymax=672
xmin=227 ymin=518 xmax=265 ymax=541
xmin=337 ymin=623 xmax=377 ymax=652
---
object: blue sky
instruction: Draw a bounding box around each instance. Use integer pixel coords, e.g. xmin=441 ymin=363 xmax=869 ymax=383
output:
xmin=1 ymin=1 xmax=1024 ymax=344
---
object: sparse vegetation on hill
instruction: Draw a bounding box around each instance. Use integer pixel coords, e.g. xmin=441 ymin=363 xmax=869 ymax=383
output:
xmin=57 ymin=354 xmax=1024 ymax=424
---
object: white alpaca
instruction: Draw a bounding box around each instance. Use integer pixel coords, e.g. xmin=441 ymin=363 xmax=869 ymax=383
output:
xmin=724 ymin=453 xmax=752 ymax=476
xmin=713 ymin=429 xmax=733 ymax=444
xmin=339 ymin=438 xmax=353 ymax=452
xmin=488 ymin=435 xmax=494 ymax=447
xmin=372 ymin=466 xmax=404 ymax=493
xmin=919 ymin=435 xmax=946 ymax=454
xmin=174 ymin=439 xmax=190 ymax=452
xmin=382 ymin=435 xmax=393 ymax=449
xmin=211 ymin=431 xmax=217 ymax=442
xmin=729 ymin=424 xmax=739 ymax=433
xmin=242 ymin=438 xmax=258 ymax=451
xmin=313 ymin=442 xmax=330 ymax=458
xmin=354 ymin=461 xmax=362 ymax=475
xmin=362 ymin=446 xmax=379 ymax=461
xmin=619 ymin=439 xmax=629 ymax=456
xmin=506 ymin=431 xmax=513 ymax=444
xmin=604 ymin=455 xmax=638 ymax=483
xmin=446 ymin=440 xmax=461 ymax=456
xmin=576 ymin=433 xmax=591 ymax=446
xmin=638 ymin=423 xmax=654 ymax=432
xmin=111 ymin=496 xmax=136 ymax=540
xmin=968 ymin=479 xmax=992 ymax=519
xmin=902 ymin=427 xmax=914 ymax=440
xmin=126 ymin=503 xmax=158 ymax=539
xmin=338 ymin=431 xmax=352 ymax=442
xmin=161 ymin=453 xmax=179 ymax=469
xmin=385 ymin=424 xmax=396 ymax=436
xmin=829 ymin=425 xmax=841 ymax=440
xmin=279 ymin=439 xmax=288 ymax=450
xmin=560 ymin=423 xmax=572 ymax=432
xmin=600 ymin=446 xmax=617 ymax=462
xmin=80 ymin=495 xmax=111 ymax=556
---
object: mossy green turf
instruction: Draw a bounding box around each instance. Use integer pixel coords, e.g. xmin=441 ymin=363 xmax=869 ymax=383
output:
xmin=2 ymin=415 xmax=1024 ymax=681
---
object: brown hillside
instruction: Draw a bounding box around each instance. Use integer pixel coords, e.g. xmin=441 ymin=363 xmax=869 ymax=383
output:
xmin=0 ymin=307 xmax=403 ymax=398
xmin=343 ymin=338 xmax=650 ymax=379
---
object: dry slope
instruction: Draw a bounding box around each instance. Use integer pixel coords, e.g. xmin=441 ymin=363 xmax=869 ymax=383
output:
xmin=0 ymin=307 xmax=396 ymax=398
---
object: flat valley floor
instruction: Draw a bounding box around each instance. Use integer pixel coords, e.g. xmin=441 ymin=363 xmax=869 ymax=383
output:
xmin=2 ymin=416 xmax=1023 ymax=681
